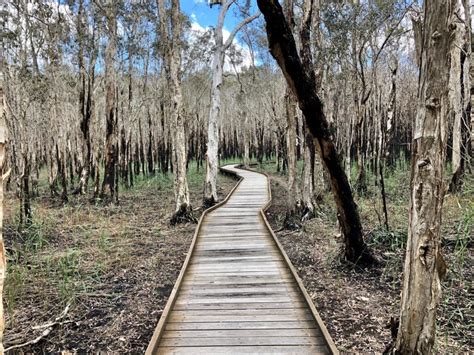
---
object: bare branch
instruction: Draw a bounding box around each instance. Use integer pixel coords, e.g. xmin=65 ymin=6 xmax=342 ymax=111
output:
xmin=224 ymin=11 xmax=261 ymax=50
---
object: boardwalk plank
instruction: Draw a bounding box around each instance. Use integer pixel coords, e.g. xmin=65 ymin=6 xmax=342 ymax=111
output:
xmin=161 ymin=328 xmax=322 ymax=338
xmin=146 ymin=165 xmax=337 ymax=355
xmin=156 ymin=346 xmax=329 ymax=354
xmin=165 ymin=321 xmax=318 ymax=331
xmin=160 ymin=336 xmax=324 ymax=347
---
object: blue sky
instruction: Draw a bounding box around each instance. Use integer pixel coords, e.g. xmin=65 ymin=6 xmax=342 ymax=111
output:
xmin=181 ymin=0 xmax=243 ymax=33
xmin=182 ymin=0 xmax=259 ymax=70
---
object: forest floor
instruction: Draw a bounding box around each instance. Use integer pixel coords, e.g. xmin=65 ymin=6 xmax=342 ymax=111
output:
xmin=3 ymin=164 xmax=237 ymax=353
xmin=3 ymin=161 xmax=472 ymax=353
xmin=259 ymin=161 xmax=473 ymax=354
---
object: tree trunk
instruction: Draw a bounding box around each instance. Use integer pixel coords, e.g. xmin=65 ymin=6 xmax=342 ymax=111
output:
xmin=285 ymin=88 xmax=301 ymax=227
xmin=0 ymin=81 xmax=7 ymax=353
xmin=100 ymin=2 xmax=118 ymax=203
xmin=449 ymin=5 xmax=464 ymax=188
xmin=239 ymin=89 xmax=251 ymax=167
xmin=204 ymin=1 xmax=259 ymax=206
xmin=204 ymin=45 xmax=224 ymax=206
xmin=76 ymin=0 xmax=92 ymax=195
xmin=395 ymin=1 xmax=453 ymax=352
xmin=449 ymin=0 xmax=471 ymax=192
xmin=299 ymin=0 xmax=317 ymax=221
xmin=257 ymin=0 xmax=374 ymax=264
xmin=160 ymin=0 xmax=193 ymax=223
xmin=380 ymin=59 xmax=398 ymax=231
xmin=302 ymin=131 xmax=316 ymax=221
xmin=283 ymin=0 xmax=301 ymax=227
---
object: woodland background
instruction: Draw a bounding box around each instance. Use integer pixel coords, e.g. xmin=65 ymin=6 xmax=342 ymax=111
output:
xmin=0 ymin=0 xmax=472 ymax=353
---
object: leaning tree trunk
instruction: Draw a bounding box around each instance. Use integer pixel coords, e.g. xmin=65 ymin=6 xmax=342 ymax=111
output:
xmin=100 ymin=2 xmax=118 ymax=203
xmin=395 ymin=1 xmax=453 ymax=353
xmin=257 ymin=0 xmax=373 ymax=264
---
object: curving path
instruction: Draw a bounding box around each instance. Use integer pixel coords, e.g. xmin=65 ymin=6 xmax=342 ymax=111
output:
xmin=146 ymin=165 xmax=337 ymax=354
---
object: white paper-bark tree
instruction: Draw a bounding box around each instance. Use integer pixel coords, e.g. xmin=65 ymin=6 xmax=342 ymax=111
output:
xmin=158 ymin=0 xmax=193 ymax=223
xmin=395 ymin=1 xmax=454 ymax=352
xmin=204 ymin=1 xmax=259 ymax=206
xmin=449 ymin=0 xmax=471 ymax=192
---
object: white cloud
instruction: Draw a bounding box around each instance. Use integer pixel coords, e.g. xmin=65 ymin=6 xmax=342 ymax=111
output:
xmin=189 ymin=21 xmax=253 ymax=73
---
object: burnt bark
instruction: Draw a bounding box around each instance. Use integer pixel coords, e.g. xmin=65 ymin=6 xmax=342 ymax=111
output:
xmin=100 ymin=2 xmax=118 ymax=203
xmin=257 ymin=0 xmax=373 ymax=264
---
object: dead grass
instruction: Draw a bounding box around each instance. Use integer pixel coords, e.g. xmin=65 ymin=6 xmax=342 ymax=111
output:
xmin=261 ymin=162 xmax=473 ymax=353
xmin=3 ymin=166 xmax=237 ymax=353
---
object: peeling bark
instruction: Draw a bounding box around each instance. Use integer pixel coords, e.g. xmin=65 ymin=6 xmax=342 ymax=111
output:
xmin=158 ymin=0 xmax=194 ymax=224
xmin=395 ymin=1 xmax=454 ymax=353
xmin=204 ymin=0 xmax=259 ymax=207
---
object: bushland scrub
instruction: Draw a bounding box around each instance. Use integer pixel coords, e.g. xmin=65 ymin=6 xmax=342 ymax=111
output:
xmin=3 ymin=163 xmax=237 ymax=353
xmin=257 ymin=159 xmax=472 ymax=353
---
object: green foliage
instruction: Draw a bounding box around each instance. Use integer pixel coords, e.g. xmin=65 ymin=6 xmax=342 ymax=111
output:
xmin=21 ymin=218 xmax=51 ymax=253
xmin=4 ymin=264 xmax=29 ymax=320
xmin=452 ymin=200 xmax=473 ymax=269
xmin=39 ymin=249 xmax=82 ymax=301
xmin=368 ymin=227 xmax=407 ymax=252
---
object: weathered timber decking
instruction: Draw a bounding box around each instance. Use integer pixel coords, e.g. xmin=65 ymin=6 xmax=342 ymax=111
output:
xmin=146 ymin=164 xmax=338 ymax=354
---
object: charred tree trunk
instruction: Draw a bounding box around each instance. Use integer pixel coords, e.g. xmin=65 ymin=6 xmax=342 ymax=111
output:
xmin=380 ymin=59 xmax=398 ymax=231
xmin=0 ymin=81 xmax=8 ymax=352
xmin=257 ymin=0 xmax=374 ymax=264
xmin=76 ymin=0 xmax=96 ymax=195
xmin=100 ymin=2 xmax=118 ymax=203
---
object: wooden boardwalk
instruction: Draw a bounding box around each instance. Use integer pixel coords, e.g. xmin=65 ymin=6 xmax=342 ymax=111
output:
xmin=147 ymin=165 xmax=338 ymax=354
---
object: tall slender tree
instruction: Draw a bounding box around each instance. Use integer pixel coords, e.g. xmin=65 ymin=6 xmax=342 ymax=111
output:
xmin=204 ymin=0 xmax=259 ymax=206
xmin=76 ymin=0 xmax=98 ymax=195
xmin=158 ymin=0 xmax=193 ymax=223
xmin=100 ymin=0 xmax=118 ymax=203
xmin=282 ymin=0 xmax=302 ymax=227
xmin=449 ymin=0 xmax=471 ymax=192
xmin=0 ymin=75 xmax=7 ymax=354
xmin=394 ymin=0 xmax=453 ymax=352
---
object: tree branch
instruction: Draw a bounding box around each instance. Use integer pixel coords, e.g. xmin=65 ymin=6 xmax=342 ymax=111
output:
xmin=224 ymin=11 xmax=261 ymax=50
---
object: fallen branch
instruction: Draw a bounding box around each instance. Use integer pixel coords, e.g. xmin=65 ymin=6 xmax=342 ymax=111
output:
xmin=5 ymin=303 xmax=71 ymax=353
